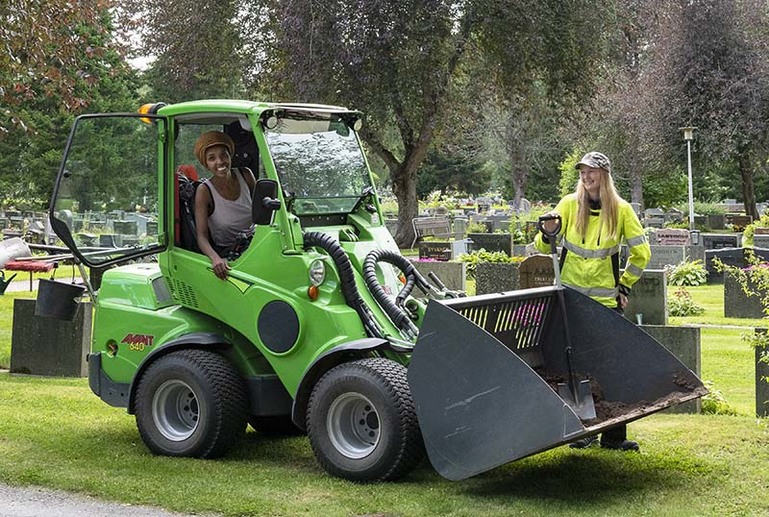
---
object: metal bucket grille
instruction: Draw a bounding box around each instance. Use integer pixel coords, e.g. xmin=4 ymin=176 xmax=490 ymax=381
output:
xmin=446 ymin=288 xmax=555 ymax=367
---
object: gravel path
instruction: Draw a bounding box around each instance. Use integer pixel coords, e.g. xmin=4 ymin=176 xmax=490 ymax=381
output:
xmin=0 ymin=483 xmax=219 ymax=517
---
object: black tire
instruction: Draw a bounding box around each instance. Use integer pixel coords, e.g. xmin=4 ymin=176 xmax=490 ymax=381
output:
xmin=134 ymin=349 xmax=248 ymax=458
xmin=306 ymin=358 xmax=424 ymax=482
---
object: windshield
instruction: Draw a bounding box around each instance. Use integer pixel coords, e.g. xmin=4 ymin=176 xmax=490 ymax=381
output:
xmin=264 ymin=114 xmax=373 ymax=215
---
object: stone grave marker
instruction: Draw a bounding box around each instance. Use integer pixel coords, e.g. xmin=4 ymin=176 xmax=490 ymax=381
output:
xmin=701 ymin=233 xmax=739 ymax=250
xmin=518 ymin=254 xmax=554 ymax=289
xmin=475 ymin=262 xmax=519 ymax=294
xmin=723 ymin=272 xmax=764 ymax=318
xmin=453 ymin=216 xmax=468 ymax=239
xmin=410 ymin=260 xmax=466 ymax=291
xmin=727 ymin=214 xmax=753 ymax=231
xmin=656 ymin=228 xmax=690 ymax=246
xmin=624 ymin=269 xmax=667 ymax=325
xmin=705 ymin=247 xmax=769 ymax=283
xmin=647 ymin=245 xmax=686 ymax=269
xmin=754 ymin=235 xmax=769 ymax=249
xmin=468 ymin=233 xmax=512 ymax=255
xmin=418 ymin=241 xmax=452 ymax=261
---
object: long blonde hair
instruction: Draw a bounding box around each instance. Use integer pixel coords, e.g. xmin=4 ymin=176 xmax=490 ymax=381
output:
xmin=574 ymin=169 xmax=622 ymax=240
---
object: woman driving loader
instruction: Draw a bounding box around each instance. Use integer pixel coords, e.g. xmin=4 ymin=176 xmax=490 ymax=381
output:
xmin=535 ymin=151 xmax=651 ymax=451
xmin=193 ymin=131 xmax=256 ymax=279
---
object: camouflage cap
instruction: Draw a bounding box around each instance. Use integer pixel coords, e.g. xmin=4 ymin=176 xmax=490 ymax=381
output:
xmin=576 ymin=151 xmax=611 ymax=174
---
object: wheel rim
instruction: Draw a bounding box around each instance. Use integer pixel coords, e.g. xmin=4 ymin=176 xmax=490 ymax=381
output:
xmin=152 ymin=379 xmax=200 ymax=441
xmin=326 ymin=392 xmax=380 ymax=459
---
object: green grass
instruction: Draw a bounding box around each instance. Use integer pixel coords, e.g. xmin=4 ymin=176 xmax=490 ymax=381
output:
xmin=0 ymin=281 xmax=768 ymax=515
xmin=0 ymin=373 xmax=767 ymax=516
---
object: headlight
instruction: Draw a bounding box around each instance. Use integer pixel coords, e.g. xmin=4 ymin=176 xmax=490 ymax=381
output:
xmin=309 ymin=259 xmax=326 ymax=286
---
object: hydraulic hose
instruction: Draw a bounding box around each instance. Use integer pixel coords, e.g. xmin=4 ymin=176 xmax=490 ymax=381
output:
xmin=303 ymin=231 xmax=384 ymax=339
xmin=362 ymin=249 xmax=431 ymax=339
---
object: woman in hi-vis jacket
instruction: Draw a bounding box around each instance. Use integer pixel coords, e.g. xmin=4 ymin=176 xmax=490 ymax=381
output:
xmin=535 ymin=151 xmax=651 ymax=451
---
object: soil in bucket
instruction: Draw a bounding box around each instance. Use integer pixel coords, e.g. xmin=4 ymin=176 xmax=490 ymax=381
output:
xmin=35 ymin=279 xmax=86 ymax=320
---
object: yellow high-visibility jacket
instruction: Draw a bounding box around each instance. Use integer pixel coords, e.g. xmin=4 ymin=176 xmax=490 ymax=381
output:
xmin=534 ymin=194 xmax=651 ymax=308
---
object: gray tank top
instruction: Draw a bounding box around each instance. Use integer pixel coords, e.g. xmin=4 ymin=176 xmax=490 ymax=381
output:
xmin=203 ymin=169 xmax=254 ymax=248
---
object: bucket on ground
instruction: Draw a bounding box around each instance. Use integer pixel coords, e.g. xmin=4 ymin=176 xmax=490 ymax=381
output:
xmin=35 ymin=279 xmax=86 ymax=320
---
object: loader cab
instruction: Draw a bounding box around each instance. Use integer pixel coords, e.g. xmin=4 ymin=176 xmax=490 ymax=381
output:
xmin=49 ymin=102 xmax=386 ymax=273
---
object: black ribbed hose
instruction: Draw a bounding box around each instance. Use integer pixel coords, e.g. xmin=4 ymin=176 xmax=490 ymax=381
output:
xmin=362 ymin=249 xmax=430 ymax=338
xmin=303 ymin=231 xmax=384 ymax=339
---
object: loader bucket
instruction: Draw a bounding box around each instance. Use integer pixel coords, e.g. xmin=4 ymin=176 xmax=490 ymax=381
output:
xmin=407 ymin=286 xmax=707 ymax=481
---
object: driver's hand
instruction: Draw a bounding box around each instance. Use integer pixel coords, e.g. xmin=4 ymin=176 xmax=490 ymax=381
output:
xmin=212 ymin=256 xmax=230 ymax=279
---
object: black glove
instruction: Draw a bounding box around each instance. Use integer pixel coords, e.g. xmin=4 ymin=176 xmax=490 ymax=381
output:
xmin=618 ymin=284 xmax=631 ymax=297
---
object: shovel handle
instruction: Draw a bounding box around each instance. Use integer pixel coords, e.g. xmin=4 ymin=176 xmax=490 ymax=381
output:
xmin=537 ymin=214 xmax=562 ymax=238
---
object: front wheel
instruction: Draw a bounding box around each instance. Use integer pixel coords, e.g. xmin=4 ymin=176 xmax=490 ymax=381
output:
xmin=134 ymin=349 xmax=248 ymax=458
xmin=306 ymin=358 xmax=424 ymax=482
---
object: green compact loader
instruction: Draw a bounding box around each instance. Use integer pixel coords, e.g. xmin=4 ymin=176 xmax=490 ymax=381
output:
xmin=46 ymin=100 xmax=706 ymax=482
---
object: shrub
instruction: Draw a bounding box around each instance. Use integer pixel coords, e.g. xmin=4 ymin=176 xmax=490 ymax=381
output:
xmin=458 ymin=248 xmax=519 ymax=279
xmin=665 ymin=260 xmax=708 ymax=286
xmin=667 ymin=287 xmax=705 ymax=317
xmin=701 ymin=380 xmax=738 ymax=416
xmin=467 ymin=222 xmax=489 ymax=234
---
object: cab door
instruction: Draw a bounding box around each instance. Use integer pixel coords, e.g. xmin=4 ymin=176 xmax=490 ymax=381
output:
xmin=49 ymin=113 xmax=167 ymax=268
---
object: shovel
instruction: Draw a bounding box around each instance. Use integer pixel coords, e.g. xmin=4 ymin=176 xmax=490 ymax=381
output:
xmin=537 ymin=214 xmax=596 ymax=420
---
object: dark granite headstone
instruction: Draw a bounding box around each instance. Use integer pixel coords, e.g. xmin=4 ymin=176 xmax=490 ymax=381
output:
xmin=701 ymin=233 xmax=739 ymax=250
xmin=467 ymin=233 xmax=512 ymax=255
xmin=723 ymin=273 xmax=765 ymax=318
xmin=418 ymin=241 xmax=452 ymax=261
xmin=705 ymin=247 xmax=769 ymax=283
xmin=624 ymin=269 xmax=667 ymax=325
xmin=475 ymin=262 xmax=519 ymax=295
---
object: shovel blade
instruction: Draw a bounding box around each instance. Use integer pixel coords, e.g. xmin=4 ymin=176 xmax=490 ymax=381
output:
xmin=557 ymin=380 xmax=596 ymax=420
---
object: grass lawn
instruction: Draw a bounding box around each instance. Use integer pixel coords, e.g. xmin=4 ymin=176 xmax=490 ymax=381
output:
xmin=0 ymin=280 xmax=767 ymax=515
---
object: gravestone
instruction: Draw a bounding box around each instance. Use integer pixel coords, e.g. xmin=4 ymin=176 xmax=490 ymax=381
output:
xmin=475 ymin=262 xmax=519 ymax=295
xmin=467 ymin=233 xmax=512 ymax=255
xmin=707 ymin=214 xmax=726 ymax=230
xmin=644 ymin=208 xmax=665 ymax=228
xmin=518 ymin=254 xmax=554 ymax=289
xmin=727 ymin=214 xmax=753 ymax=231
xmin=648 ymin=245 xmax=687 ymax=269
xmin=753 ymin=235 xmax=769 ymax=249
xmin=418 ymin=241 xmax=452 ymax=261
xmin=453 ymin=217 xmax=468 ymax=239
xmin=705 ymin=247 xmax=769 ymax=283
xmin=450 ymin=239 xmax=470 ymax=259
xmin=656 ymin=228 xmax=690 ymax=246
xmin=701 ymin=233 xmax=739 ymax=250
xmin=755 ymin=334 xmax=769 ymax=417
xmin=723 ymin=273 xmax=765 ymax=319
xmin=410 ymin=260 xmax=466 ymax=291
xmin=640 ymin=325 xmax=701 ymax=414
xmin=624 ymin=269 xmax=667 ymax=325
xmin=664 ymin=208 xmax=684 ymax=224
xmin=10 ymin=298 xmax=92 ymax=377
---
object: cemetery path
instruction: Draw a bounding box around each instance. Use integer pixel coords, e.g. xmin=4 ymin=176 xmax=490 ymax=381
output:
xmin=0 ymin=482 xmax=221 ymax=517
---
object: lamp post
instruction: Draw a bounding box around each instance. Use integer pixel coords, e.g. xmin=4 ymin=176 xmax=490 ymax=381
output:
xmin=680 ymin=126 xmax=697 ymax=231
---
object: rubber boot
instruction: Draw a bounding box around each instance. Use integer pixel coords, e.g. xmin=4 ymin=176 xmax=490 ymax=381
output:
xmin=600 ymin=425 xmax=639 ymax=451
xmin=569 ymin=435 xmax=598 ymax=449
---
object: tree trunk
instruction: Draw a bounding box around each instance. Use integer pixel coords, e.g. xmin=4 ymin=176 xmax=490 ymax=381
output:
xmin=391 ymin=163 xmax=420 ymax=248
xmin=629 ymin=170 xmax=644 ymax=210
xmin=739 ymin=153 xmax=758 ymax=220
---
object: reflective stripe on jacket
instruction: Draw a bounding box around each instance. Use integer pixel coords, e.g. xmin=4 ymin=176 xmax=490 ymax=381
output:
xmin=534 ymin=194 xmax=651 ymax=308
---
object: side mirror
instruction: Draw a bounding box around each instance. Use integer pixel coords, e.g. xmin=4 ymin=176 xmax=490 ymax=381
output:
xmin=252 ymin=178 xmax=281 ymax=226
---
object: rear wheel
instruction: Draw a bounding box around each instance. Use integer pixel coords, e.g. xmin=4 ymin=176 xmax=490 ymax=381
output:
xmin=306 ymin=358 xmax=424 ymax=482
xmin=134 ymin=349 xmax=248 ymax=458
